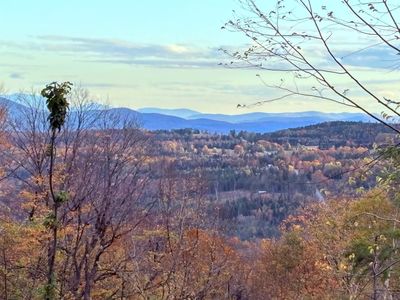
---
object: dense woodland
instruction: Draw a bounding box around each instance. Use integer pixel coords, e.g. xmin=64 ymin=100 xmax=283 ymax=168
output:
xmin=0 ymin=89 xmax=399 ymax=299
xmin=152 ymin=124 xmax=393 ymax=238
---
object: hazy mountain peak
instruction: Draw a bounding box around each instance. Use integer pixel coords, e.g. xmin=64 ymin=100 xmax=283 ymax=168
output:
xmin=137 ymin=107 xmax=200 ymax=118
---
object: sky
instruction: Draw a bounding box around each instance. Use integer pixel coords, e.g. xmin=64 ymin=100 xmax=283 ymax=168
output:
xmin=0 ymin=0 xmax=399 ymax=114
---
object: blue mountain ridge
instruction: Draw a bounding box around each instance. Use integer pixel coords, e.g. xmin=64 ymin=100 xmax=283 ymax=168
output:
xmin=138 ymin=107 xmax=199 ymax=118
xmin=70 ymin=106 xmax=376 ymax=133
xmin=1 ymin=97 xmax=374 ymax=133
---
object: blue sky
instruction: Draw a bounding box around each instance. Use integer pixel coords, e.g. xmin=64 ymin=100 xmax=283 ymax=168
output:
xmin=1 ymin=0 xmax=398 ymax=113
xmin=0 ymin=1 xmax=236 ymax=44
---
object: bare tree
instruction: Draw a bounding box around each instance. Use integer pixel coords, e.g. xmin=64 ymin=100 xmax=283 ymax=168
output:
xmin=223 ymin=0 xmax=400 ymax=133
xmin=3 ymin=86 xmax=151 ymax=299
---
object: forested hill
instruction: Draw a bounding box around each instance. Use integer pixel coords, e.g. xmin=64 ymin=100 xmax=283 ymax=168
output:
xmin=262 ymin=121 xmax=399 ymax=148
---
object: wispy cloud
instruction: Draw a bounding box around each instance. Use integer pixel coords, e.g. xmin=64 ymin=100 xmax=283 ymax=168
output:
xmin=9 ymin=72 xmax=24 ymax=79
xmin=338 ymin=45 xmax=400 ymax=70
xmin=79 ymin=82 xmax=140 ymax=89
xmin=21 ymin=36 xmax=224 ymax=68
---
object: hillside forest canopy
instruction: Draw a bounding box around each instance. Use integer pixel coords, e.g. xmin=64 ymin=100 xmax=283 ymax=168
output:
xmin=0 ymin=0 xmax=400 ymax=299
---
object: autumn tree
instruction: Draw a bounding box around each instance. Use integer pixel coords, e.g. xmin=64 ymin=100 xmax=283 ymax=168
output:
xmin=248 ymin=231 xmax=338 ymax=299
xmin=0 ymin=86 xmax=152 ymax=299
xmin=281 ymin=190 xmax=400 ymax=299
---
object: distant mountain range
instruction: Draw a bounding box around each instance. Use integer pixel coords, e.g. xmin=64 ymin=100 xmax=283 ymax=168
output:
xmin=136 ymin=107 xmax=373 ymax=132
xmin=0 ymin=97 xmax=374 ymax=133
xmin=137 ymin=107 xmax=199 ymax=118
